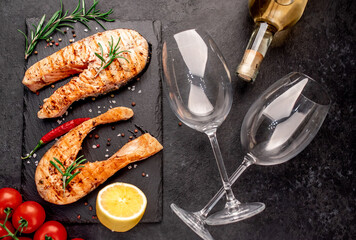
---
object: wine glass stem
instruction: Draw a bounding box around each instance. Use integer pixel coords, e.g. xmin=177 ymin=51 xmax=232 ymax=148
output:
xmin=206 ymin=130 xmax=237 ymax=203
xmin=199 ymin=155 xmax=254 ymax=218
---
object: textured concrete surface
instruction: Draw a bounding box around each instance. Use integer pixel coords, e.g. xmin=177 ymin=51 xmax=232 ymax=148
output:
xmin=0 ymin=0 xmax=354 ymax=239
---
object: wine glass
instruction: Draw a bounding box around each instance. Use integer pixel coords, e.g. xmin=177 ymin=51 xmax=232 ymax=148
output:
xmin=171 ymin=72 xmax=331 ymax=239
xmin=161 ymin=28 xmax=265 ymax=239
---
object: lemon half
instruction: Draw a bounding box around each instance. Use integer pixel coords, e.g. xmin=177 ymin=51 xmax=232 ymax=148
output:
xmin=96 ymin=182 xmax=147 ymax=232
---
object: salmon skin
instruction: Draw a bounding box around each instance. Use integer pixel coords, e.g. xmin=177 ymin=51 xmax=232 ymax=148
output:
xmin=35 ymin=106 xmax=135 ymax=204
xmin=22 ymin=29 xmax=149 ymax=119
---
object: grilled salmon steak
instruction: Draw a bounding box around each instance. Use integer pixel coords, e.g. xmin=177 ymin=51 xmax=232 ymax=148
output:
xmin=22 ymin=29 xmax=149 ymax=119
xmin=35 ymin=106 xmax=135 ymax=204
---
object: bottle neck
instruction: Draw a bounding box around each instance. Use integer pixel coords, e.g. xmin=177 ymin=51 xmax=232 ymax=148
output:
xmin=236 ymin=22 xmax=275 ymax=82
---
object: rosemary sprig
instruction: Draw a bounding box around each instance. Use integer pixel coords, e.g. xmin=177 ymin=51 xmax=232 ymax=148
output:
xmin=18 ymin=0 xmax=114 ymax=60
xmin=50 ymin=155 xmax=86 ymax=195
xmin=94 ymin=36 xmax=130 ymax=77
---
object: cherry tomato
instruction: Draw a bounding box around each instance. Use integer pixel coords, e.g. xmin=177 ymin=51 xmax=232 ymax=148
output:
xmin=33 ymin=221 xmax=67 ymax=240
xmin=18 ymin=237 xmax=33 ymax=240
xmin=0 ymin=220 xmax=15 ymax=240
xmin=0 ymin=188 xmax=22 ymax=219
xmin=12 ymin=201 xmax=46 ymax=234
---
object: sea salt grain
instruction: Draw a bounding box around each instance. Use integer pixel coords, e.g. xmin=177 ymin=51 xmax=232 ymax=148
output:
xmin=98 ymin=106 xmax=101 ymax=108
xmin=105 ymin=154 xmax=109 ymax=158
xmin=128 ymin=87 xmax=131 ymax=90
xmin=138 ymin=90 xmax=142 ymax=94
xmin=134 ymin=164 xmax=137 ymax=168
xmin=33 ymin=153 xmax=37 ymax=158
xmin=27 ymin=161 xmax=30 ymax=164
xmin=106 ymin=149 xmax=109 ymax=152
xmin=112 ymin=100 xmax=116 ymax=104
xmin=128 ymin=165 xmax=132 ymax=169
xmin=92 ymin=145 xmax=97 ymax=149
xmin=57 ymin=119 xmax=62 ymax=124
xmin=117 ymin=133 xmax=121 ymax=137
xmin=146 ymin=174 xmax=149 ymax=177
xmin=95 ymin=27 xmax=98 ymax=30
xmin=84 ymin=29 xmax=88 ymax=32
xmin=89 ymin=109 xmax=92 ymax=112
xmin=98 ymin=111 xmax=101 ymax=114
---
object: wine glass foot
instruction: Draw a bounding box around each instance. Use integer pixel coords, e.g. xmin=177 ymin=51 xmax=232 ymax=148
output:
xmin=170 ymin=203 xmax=214 ymax=240
xmin=205 ymin=202 xmax=265 ymax=226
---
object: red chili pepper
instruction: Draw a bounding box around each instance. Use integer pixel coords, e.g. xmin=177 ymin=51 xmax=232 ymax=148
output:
xmin=22 ymin=118 xmax=90 ymax=160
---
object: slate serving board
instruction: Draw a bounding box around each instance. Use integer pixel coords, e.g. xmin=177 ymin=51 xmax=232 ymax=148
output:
xmin=21 ymin=19 xmax=162 ymax=223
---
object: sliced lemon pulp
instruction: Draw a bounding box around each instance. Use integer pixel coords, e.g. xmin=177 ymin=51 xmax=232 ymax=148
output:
xmin=96 ymin=182 xmax=147 ymax=232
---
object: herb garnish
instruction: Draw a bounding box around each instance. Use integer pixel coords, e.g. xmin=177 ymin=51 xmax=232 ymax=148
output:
xmin=18 ymin=0 xmax=114 ymax=60
xmin=50 ymin=155 xmax=86 ymax=195
xmin=94 ymin=36 xmax=130 ymax=77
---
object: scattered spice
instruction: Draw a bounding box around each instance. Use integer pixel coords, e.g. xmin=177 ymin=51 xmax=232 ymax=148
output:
xmin=129 ymin=136 xmax=133 ymax=140
xmin=178 ymin=122 xmax=182 ymax=126
xmin=137 ymin=78 xmax=140 ymax=81
xmin=51 ymin=40 xmax=55 ymax=43
xmin=77 ymin=214 xmax=81 ymax=220
xmin=92 ymin=97 xmax=96 ymax=101
xmin=110 ymin=94 xmax=114 ymax=98
xmin=89 ymin=134 xmax=93 ymax=139
xmin=73 ymin=34 xmax=77 ymax=38
xmin=134 ymin=129 xmax=138 ymax=133
xmin=89 ymin=206 xmax=93 ymax=211
xmin=111 ymin=126 xmax=115 ymax=130
xmin=72 ymin=30 xmax=75 ymax=34
xmin=92 ymin=215 xmax=97 ymax=220
xmin=142 ymin=172 xmax=146 ymax=177
xmin=94 ymin=134 xmax=99 ymax=139
xmin=96 ymin=144 xmax=100 ymax=148
xmin=106 ymin=142 xmax=111 ymax=146
xmin=107 ymin=138 xmax=111 ymax=142
xmin=51 ymin=85 xmax=55 ymax=88
xmin=63 ymin=30 xmax=67 ymax=34
xmin=34 ymin=51 xmax=38 ymax=55
xmin=84 ymin=202 xmax=88 ymax=206
xmin=131 ymin=102 xmax=136 ymax=107
xmin=39 ymin=105 xmax=43 ymax=109
xmin=55 ymin=42 xmax=59 ymax=46
xmin=121 ymin=133 xmax=125 ymax=137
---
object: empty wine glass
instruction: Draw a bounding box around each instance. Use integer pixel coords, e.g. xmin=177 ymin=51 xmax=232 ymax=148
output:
xmin=161 ymin=28 xmax=265 ymax=239
xmin=171 ymin=72 xmax=331 ymax=239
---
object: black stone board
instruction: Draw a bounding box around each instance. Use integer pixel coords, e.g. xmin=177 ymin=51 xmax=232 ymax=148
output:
xmin=21 ymin=19 xmax=162 ymax=223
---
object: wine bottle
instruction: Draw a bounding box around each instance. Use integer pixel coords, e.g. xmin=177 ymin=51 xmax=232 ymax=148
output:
xmin=236 ymin=0 xmax=308 ymax=82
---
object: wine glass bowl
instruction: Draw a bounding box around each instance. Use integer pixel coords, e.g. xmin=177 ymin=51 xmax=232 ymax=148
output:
xmin=241 ymin=72 xmax=331 ymax=166
xmin=162 ymin=29 xmax=233 ymax=133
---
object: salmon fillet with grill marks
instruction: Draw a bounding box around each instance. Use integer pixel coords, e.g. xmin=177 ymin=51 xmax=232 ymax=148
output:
xmin=35 ymin=106 xmax=136 ymax=204
xmin=22 ymin=29 xmax=149 ymax=119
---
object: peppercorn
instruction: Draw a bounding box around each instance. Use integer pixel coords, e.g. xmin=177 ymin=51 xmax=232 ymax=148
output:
xmin=77 ymin=215 xmax=81 ymax=220
xmin=72 ymin=30 xmax=75 ymax=34
xmin=89 ymin=206 xmax=93 ymax=211
xmin=63 ymin=30 xmax=67 ymax=34
xmin=107 ymin=138 xmax=111 ymax=142
xmin=34 ymin=51 xmax=38 ymax=55
xmin=84 ymin=202 xmax=88 ymax=206
xmin=121 ymin=133 xmax=125 ymax=137
xmin=142 ymin=172 xmax=146 ymax=177
xmin=96 ymin=144 xmax=100 ymax=148
xmin=111 ymin=126 xmax=115 ymax=130
xmin=51 ymin=85 xmax=55 ymax=88
xmin=178 ymin=122 xmax=182 ymax=126
xmin=106 ymin=142 xmax=111 ymax=146
xmin=110 ymin=94 xmax=114 ymax=98
xmin=92 ymin=97 xmax=96 ymax=101
xmin=94 ymin=134 xmax=99 ymax=139
xmin=129 ymin=136 xmax=133 ymax=140
xmin=55 ymin=42 xmax=59 ymax=46
xmin=89 ymin=134 xmax=93 ymax=139
xmin=131 ymin=102 xmax=136 ymax=106
xmin=134 ymin=129 xmax=138 ymax=133
xmin=73 ymin=34 xmax=77 ymax=38
xmin=36 ymin=91 xmax=40 ymax=96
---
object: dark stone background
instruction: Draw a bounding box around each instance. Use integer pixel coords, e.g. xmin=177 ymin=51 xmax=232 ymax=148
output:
xmin=0 ymin=0 xmax=354 ymax=239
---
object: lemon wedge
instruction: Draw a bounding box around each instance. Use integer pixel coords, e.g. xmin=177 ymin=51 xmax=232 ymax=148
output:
xmin=96 ymin=182 xmax=147 ymax=232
